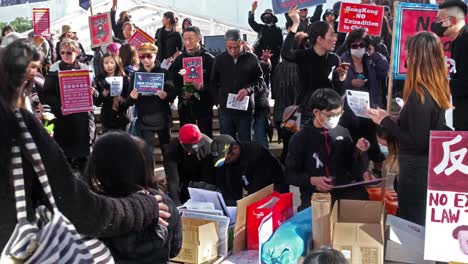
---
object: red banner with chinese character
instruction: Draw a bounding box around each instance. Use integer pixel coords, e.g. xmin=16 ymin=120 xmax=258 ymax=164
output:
xmin=88 ymin=12 xmax=113 ymax=48
xmin=425 ymin=131 xmax=468 ymax=262
xmin=338 ymin=2 xmax=384 ymax=36
xmin=128 ymin=28 xmax=155 ymax=49
xmin=58 ymin=70 xmax=92 ymax=115
xmin=32 ymin=8 xmax=50 ymax=37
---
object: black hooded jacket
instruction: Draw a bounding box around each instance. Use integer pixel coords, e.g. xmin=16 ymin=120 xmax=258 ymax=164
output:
xmin=169 ymin=47 xmax=215 ymax=117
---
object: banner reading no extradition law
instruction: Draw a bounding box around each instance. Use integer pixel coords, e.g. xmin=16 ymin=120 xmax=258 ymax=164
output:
xmin=271 ymin=0 xmax=326 ymax=14
xmin=337 ymin=2 xmax=384 ymax=36
xmin=425 ymin=131 xmax=468 ymax=262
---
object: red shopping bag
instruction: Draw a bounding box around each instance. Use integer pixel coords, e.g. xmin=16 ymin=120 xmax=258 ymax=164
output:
xmin=246 ymin=192 xmax=294 ymax=250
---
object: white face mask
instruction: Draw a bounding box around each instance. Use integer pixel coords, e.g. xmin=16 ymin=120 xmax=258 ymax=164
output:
xmin=323 ymin=116 xmax=340 ymax=129
xmin=351 ymin=48 xmax=366 ymax=59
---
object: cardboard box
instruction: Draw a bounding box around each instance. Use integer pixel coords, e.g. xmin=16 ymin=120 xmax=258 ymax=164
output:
xmin=232 ymin=185 xmax=274 ymax=254
xmin=172 ymin=218 xmax=219 ymax=264
xmin=311 ymin=193 xmax=332 ymax=249
xmin=385 ymin=215 xmax=435 ymax=264
xmin=331 ymin=200 xmax=385 ymax=264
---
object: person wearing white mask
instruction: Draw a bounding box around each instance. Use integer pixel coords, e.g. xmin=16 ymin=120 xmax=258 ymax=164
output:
xmin=339 ymin=29 xmax=389 ymax=178
xmin=285 ymin=88 xmax=369 ymax=211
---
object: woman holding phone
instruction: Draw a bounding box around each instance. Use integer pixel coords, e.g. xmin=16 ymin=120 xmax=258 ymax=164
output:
xmin=281 ymin=5 xmax=349 ymax=125
xmin=339 ymin=29 xmax=390 ymax=172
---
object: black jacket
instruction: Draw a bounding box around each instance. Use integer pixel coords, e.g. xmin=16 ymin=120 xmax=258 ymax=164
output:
xmin=41 ymin=61 xmax=93 ymax=158
xmin=169 ymin=48 xmax=215 ymax=117
xmin=110 ymin=8 xmax=125 ymax=41
xmin=164 ymin=135 xmax=216 ymax=205
xmin=210 ymin=50 xmax=266 ymax=113
xmin=154 ymin=27 xmax=183 ymax=62
xmin=102 ymin=191 xmax=182 ymax=264
xmin=281 ymin=32 xmax=344 ymax=109
xmin=0 ymin=109 xmax=160 ymax=250
xmin=93 ymin=74 xmax=132 ymax=129
xmin=129 ymin=64 xmax=176 ymax=131
xmin=284 ymin=5 xmax=323 ymax=33
xmin=222 ymin=142 xmax=285 ymax=199
xmin=381 ymin=88 xmax=447 ymax=156
xmin=285 ymin=124 xmax=366 ymax=205
xmin=248 ymin=11 xmax=283 ymax=65
xmin=450 ymin=25 xmax=468 ymax=130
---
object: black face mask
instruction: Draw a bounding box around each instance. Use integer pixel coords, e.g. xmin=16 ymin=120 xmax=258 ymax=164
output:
xmin=263 ymin=16 xmax=273 ymax=24
xmin=431 ymin=21 xmax=449 ymax=37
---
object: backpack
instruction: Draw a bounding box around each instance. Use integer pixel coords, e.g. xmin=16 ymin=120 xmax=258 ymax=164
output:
xmin=281 ymin=105 xmax=301 ymax=133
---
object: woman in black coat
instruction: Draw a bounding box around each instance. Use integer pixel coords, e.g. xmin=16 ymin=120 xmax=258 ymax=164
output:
xmin=154 ymin=11 xmax=183 ymax=64
xmin=42 ymin=39 xmax=94 ymax=174
xmin=0 ymin=39 xmax=170 ymax=252
xmin=129 ymin=43 xmax=177 ymax=155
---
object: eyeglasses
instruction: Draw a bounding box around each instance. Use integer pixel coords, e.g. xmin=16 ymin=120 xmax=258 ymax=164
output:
xmin=60 ymin=51 xmax=73 ymax=56
xmin=139 ymin=53 xmax=153 ymax=60
xmin=320 ymin=110 xmax=344 ymax=119
xmin=435 ymin=16 xmax=453 ymax=23
xmin=351 ymin=43 xmax=367 ymax=49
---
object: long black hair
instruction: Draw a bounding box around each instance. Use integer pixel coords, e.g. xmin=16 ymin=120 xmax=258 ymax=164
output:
xmin=308 ymin=21 xmax=331 ymax=46
xmin=86 ymin=132 xmax=158 ymax=197
xmin=0 ymin=39 xmax=43 ymax=189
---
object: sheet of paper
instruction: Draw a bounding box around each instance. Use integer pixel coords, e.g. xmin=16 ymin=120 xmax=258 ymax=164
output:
xmin=184 ymin=199 xmax=215 ymax=210
xmin=182 ymin=211 xmax=230 ymax=257
xmin=106 ymin=76 xmax=123 ymax=96
xmin=346 ymin=90 xmax=370 ymax=118
xmin=332 ymin=177 xmax=387 ymax=189
xmin=188 ymin=187 xmax=235 ymax=224
xmin=160 ymin=58 xmax=172 ymax=70
xmin=226 ymin=93 xmax=249 ymax=111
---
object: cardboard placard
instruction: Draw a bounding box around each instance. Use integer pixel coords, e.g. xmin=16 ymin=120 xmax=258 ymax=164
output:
xmin=58 ymin=70 xmax=92 ymax=115
xmin=338 ymin=2 xmax=384 ymax=36
xmin=134 ymin=72 xmax=164 ymax=95
xmin=271 ymin=0 xmax=326 ymax=14
xmin=127 ymin=28 xmax=156 ymax=48
xmin=183 ymin=56 xmax=203 ymax=86
xmin=391 ymin=3 xmax=468 ymax=79
xmin=32 ymin=8 xmax=50 ymax=37
xmin=88 ymin=12 xmax=113 ymax=48
xmin=425 ymin=131 xmax=468 ymax=262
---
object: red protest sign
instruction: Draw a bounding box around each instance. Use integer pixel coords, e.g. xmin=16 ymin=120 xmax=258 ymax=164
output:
xmin=338 ymin=2 xmax=384 ymax=36
xmin=32 ymin=8 xmax=50 ymax=37
xmin=88 ymin=13 xmax=113 ymax=48
xmin=128 ymin=28 xmax=156 ymax=48
xmin=183 ymin=57 xmax=203 ymax=86
xmin=58 ymin=70 xmax=93 ymax=115
xmin=425 ymin=131 xmax=468 ymax=262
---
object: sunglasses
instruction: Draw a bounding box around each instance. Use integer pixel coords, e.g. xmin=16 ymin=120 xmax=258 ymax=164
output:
xmin=60 ymin=51 xmax=73 ymax=56
xmin=351 ymin=43 xmax=367 ymax=49
xmin=139 ymin=53 xmax=153 ymax=60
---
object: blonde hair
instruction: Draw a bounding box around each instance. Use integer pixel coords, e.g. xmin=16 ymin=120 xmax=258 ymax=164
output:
xmin=404 ymin=32 xmax=451 ymax=110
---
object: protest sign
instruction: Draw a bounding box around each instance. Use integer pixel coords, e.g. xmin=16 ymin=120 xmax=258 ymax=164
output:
xmin=134 ymin=72 xmax=165 ymax=95
xmin=106 ymin=76 xmax=123 ymax=96
xmin=58 ymin=70 xmax=92 ymax=115
xmin=391 ymin=3 xmax=468 ymax=79
xmin=32 ymin=8 xmax=50 ymax=37
xmin=346 ymin=90 xmax=370 ymax=118
xmin=271 ymin=0 xmax=326 ymax=14
xmin=88 ymin=12 xmax=112 ymax=48
xmin=425 ymin=131 xmax=468 ymax=262
xmin=183 ymin=57 xmax=203 ymax=86
xmin=128 ymin=28 xmax=156 ymax=48
xmin=337 ymin=2 xmax=384 ymax=36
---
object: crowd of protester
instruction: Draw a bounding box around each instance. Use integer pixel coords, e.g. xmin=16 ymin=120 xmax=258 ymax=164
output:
xmin=0 ymin=0 xmax=467 ymax=262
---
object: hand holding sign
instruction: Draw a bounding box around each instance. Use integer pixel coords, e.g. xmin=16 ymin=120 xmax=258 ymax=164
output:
xmin=367 ymin=107 xmax=389 ymax=125
xmin=130 ymin=88 xmax=138 ymax=99
xmin=156 ymin=90 xmax=167 ymax=100
xmin=236 ymin=88 xmax=249 ymax=101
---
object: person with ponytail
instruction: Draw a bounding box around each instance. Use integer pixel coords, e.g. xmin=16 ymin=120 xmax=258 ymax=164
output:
xmin=154 ymin=11 xmax=183 ymax=64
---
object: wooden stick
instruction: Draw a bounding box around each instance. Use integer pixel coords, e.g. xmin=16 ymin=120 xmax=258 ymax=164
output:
xmin=90 ymin=0 xmax=94 ymax=16
xmin=387 ymin=2 xmax=399 ymax=112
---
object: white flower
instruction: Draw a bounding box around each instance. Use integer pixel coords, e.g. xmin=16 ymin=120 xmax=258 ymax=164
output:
xmin=178 ymin=69 xmax=187 ymax=76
